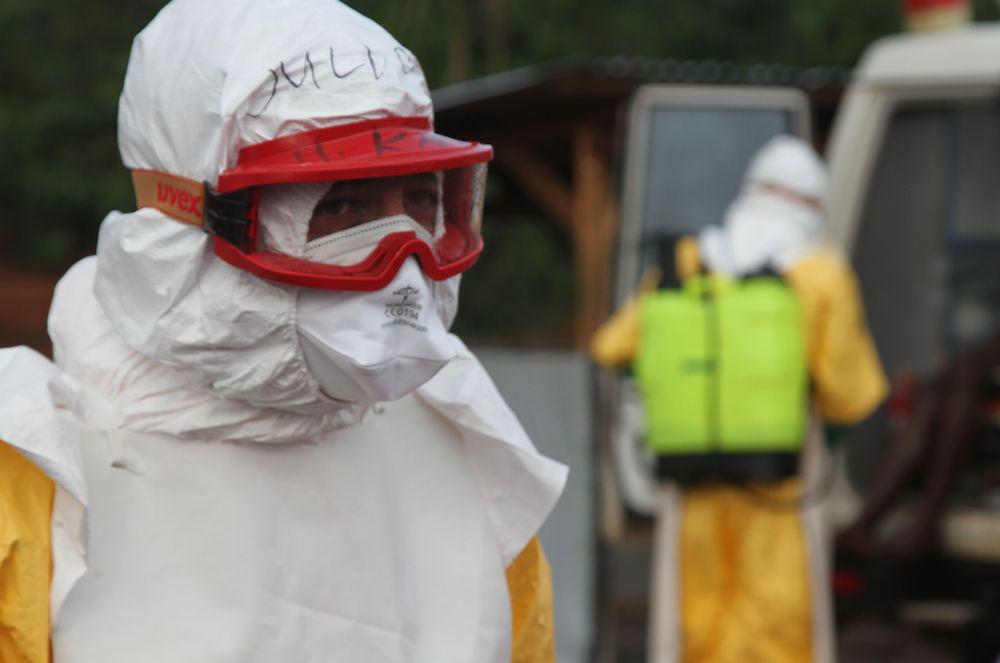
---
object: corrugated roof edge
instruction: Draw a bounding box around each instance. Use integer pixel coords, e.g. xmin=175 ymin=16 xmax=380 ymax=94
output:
xmin=432 ymin=56 xmax=851 ymax=111
xmin=432 ymin=57 xmax=592 ymax=112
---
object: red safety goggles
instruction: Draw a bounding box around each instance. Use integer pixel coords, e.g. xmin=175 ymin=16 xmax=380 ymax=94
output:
xmin=132 ymin=116 xmax=492 ymax=290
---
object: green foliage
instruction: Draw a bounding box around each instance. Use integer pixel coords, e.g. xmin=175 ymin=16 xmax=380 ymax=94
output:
xmin=451 ymin=211 xmax=575 ymax=340
xmin=0 ymin=0 xmax=163 ymax=268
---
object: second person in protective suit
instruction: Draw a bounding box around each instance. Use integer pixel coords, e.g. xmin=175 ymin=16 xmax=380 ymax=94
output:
xmin=592 ymin=135 xmax=887 ymax=663
xmin=0 ymin=1 xmax=567 ymax=661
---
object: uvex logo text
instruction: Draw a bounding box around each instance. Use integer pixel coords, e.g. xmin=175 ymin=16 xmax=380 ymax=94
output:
xmin=157 ymin=183 xmax=203 ymax=216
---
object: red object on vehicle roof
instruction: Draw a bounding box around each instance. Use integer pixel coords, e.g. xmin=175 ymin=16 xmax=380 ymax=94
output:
xmin=901 ymin=0 xmax=970 ymax=32
xmin=903 ymin=0 xmax=967 ymax=9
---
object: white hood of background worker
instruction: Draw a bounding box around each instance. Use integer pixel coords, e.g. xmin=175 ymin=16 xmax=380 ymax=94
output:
xmin=700 ymin=135 xmax=828 ymax=277
xmin=0 ymin=1 xmax=567 ymax=661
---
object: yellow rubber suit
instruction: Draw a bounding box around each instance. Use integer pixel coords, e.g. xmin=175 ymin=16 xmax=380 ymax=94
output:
xmin=591 ymin=237 xmax=887 ymax=663
xmin=0 ymin=441 xmax=555 ymax=663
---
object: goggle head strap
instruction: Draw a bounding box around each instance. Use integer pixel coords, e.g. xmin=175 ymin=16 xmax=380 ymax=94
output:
xmin=131 ymin=169 xmax=256 ymax=252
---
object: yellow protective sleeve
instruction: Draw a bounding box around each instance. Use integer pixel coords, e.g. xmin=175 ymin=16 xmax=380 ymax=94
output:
xmin=0 ymin=440 xmax=55 ymax=663
xmin=589 ymin=267 xmax=662 ymax=368
xmin=506 ymin=536 xmax=555 ymax=663
xmin=680 ymin=480 xmax=812 ymax=663
xmin=785 ymin=250 xmax=889 ymax=425
xmin=589 ymin=237 xmax=700 ymax=368
xmin=589 ymin=292 xmax=641 ymax=368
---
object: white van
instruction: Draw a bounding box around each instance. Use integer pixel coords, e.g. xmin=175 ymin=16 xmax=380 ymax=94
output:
xmin=826 ymin=25 xmax=1000 ymax=563
xmin=828 ymin=25 xmax=1000 ymax=380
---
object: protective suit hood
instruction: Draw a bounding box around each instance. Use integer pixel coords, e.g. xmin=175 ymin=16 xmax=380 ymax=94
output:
xmin=700 ymin=135 xmax=828 ymax=276
xmin=117 ymin=0 xmax=431 ymax=183
xmin=744 ymin=134 xmax=827 ymax=201
xmin=98 ymin=0 xmax=436 ymax=415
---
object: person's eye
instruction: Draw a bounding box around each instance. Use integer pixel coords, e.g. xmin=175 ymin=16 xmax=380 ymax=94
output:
xmin=404 ymin=189 xmax=439 ymax=208
xmin=307 ymin=193 xmax=372 ymax=240
xmin=315 ymin=197 xmax=359 ymax=216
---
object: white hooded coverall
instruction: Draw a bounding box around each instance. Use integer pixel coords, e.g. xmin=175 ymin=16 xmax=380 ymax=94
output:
xmin=0 ymin=1 xmax=567 ymax=661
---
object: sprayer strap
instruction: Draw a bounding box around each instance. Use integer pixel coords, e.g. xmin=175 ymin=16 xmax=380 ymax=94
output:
xmin=131 ymin=169 xmax=206 ymax=228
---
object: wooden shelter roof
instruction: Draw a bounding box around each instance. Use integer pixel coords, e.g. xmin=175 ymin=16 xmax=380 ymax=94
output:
xmin=434 ymin=56 xmax=848 ymax=134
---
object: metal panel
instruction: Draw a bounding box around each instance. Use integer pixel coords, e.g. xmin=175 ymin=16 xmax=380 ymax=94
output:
xmin=475 ymin=347 xmax=595 ymax=663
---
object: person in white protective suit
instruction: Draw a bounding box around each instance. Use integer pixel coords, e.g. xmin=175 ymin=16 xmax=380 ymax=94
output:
xmin=0 ymin=1 xmax=568 ymax=661
xmin=591 ymin=136 xmax=887 ymax=663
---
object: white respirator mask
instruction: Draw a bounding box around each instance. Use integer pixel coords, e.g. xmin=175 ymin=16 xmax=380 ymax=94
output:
xmin=296 ymin=223 xmax=459 ymax=405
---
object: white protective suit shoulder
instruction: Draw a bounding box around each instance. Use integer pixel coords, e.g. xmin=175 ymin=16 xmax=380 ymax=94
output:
xmin=9 ymin=0 xmax=568 ymax=661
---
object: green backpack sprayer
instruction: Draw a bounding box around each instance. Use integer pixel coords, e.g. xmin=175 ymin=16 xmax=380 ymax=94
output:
xmin=635 ymin=242 xmax=808 ymax=482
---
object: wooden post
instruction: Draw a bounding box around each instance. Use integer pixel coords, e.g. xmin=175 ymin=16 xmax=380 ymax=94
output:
xmin=572 ymin=123 xmax=618 ymax=349
xmin=491 ymin=127 xmax=617 ymax=348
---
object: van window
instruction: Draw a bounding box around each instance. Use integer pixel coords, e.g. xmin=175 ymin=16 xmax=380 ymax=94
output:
xmin=854 ymin=102 xmax=1000 ymax=378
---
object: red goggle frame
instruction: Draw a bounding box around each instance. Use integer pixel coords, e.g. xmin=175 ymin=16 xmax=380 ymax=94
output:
xmin=131 ymin=117 xmax=492 ymax=290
